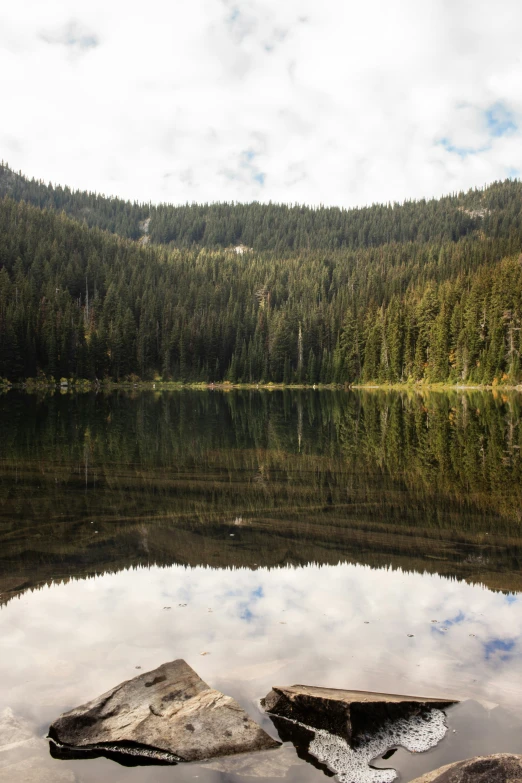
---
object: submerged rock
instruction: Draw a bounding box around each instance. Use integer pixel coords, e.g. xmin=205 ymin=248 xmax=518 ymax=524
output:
xmin=49 ymin=659 xmax=279 ymax=764
xmin=0 ymin=758 xmax=76 ymax=783
xmin=203 ymin=746 xmax=300 ymax=778
xmin=410 ymin=754 xmax=522 ymax=782
xmin=262 ymin=685 xmax=457 ymax=743
xmin=0 ymin=708 xmax=40 ymax=754
xmin=0 ymin=708 xmax=77 ymax=782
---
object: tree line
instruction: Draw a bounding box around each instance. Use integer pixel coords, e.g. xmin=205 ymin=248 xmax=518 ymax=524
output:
xmin=4 ymin=162 xmax=522 ymax=252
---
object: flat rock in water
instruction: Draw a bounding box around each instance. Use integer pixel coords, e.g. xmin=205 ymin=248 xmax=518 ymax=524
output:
xmin=49 ymin=659 xmax=279 ymax=764
xmin=262 ymin=685 xmax=457 ymax=743
xmin=410 ymin=754 xmax=522 ymax=782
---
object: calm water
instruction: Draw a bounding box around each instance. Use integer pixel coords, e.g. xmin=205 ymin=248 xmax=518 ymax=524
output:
xmin=1 ymin=389 xmax=522 ymax=782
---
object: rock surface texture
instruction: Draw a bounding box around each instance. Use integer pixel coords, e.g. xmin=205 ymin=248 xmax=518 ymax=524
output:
xmin=49 ymin=659 xmax=279 ymax=763
xmin=410 ymin=754 xmax=522 ymax=782
xmin=262 ymin=685 xmax=457 ymax=743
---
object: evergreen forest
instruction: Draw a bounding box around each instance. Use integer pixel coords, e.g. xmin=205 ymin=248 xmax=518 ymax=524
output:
xmin=1 ymin=162 xmax=522 ymax=385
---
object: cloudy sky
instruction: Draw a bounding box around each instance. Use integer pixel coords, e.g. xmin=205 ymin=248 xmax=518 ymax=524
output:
xmin=2 ymin=0 xmax=522 ymax=207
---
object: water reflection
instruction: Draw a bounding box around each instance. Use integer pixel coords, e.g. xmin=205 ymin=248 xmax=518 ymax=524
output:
xmin=1 ymin=389 xmax=522 ymax=781
xmin=1 ymin=389 xmax=522 ymax=600
xmin=1 ymin=563 xmax=522 ymax=782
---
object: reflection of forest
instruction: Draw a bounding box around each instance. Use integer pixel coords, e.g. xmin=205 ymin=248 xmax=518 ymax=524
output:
xmin=1 ymin=389 xmax=522 ymax=603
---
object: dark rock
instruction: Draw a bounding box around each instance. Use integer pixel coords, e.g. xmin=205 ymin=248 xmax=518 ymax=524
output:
xmin=262 ymin=685 xmax=457 ymax=743
xmin=49 ymin=659 xmax=279 ymax=764
xmin=410 ymin=754 xmax=522 ymax=782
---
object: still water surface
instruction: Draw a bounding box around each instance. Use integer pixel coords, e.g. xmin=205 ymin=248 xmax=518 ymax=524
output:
xmin=1 ymin=389 xmax=522 ymax=782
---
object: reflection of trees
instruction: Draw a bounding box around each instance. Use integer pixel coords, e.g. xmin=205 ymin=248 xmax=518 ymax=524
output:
xmin=1 ymin=389 xmax=522 ymax=600
xmin=336 ymin=391 xmax=522 ymax=526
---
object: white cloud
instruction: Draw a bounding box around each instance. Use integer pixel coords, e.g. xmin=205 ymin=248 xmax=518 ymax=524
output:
xmin=1 ymin=0 xmax=522 ymax=206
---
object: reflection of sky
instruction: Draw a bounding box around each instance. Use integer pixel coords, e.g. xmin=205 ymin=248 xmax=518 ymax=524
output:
xmin=1 ymin=563 xmax=522 ymax=780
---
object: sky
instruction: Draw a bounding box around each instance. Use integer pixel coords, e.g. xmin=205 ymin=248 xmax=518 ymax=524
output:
xmin=2 ymin=0 xmax=522 ymax=207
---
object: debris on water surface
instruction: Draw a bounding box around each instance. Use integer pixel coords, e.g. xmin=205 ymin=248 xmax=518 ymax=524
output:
xmin=306 ymin=708 xmax=448 ymax=783
xmin=407 ymin=634 xmax=414 ymax=637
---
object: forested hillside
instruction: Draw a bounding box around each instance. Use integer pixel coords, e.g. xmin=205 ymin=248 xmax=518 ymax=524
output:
xmin=0 ymin=164 xmax=148 ymax=240
xmin=4 ymin=162 xmax=522 ymax=252
xmin=1 ymin=164 xmax=522 ymax=385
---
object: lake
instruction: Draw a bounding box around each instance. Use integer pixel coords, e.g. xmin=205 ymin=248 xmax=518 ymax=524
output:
xmin=1 ymin=388 xmax=522 ymax=782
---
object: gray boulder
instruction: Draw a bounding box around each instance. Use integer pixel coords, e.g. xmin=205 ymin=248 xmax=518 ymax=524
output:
xmin=49 ymin=659 xmax=279 ymax=764
xmin=410 ymin=754 xmax=522 ymax=782
xmin=262 ymin=684 xmax=456 ymax=743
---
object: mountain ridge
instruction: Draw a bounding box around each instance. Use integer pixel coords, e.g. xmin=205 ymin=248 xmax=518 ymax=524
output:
xmin=3 ymin=161 xmax=522 ymax=252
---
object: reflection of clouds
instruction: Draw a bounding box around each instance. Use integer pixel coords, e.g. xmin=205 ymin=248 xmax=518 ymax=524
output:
xmin=484 ymin=638 xmax=516 ymax=663
xmin=439 ymin=610 xmax=466 ymax=627
xmin=0 ymin=562 xmax=522 ymax=740
xmin=239 ymin=585 xmax=265 ymax=623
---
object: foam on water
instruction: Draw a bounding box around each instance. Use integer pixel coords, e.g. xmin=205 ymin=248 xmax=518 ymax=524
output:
xmin=306 ymin=708 xmax=448 ymax=783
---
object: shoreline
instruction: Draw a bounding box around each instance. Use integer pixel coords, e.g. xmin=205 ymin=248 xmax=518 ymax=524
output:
xmin=2 ymin=379 xmax=522 ymax=394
